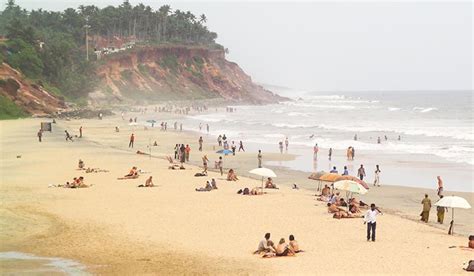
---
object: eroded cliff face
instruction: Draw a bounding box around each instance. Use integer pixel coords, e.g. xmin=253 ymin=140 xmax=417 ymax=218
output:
xmin=91 ymin=46 xmax=284 ymax=105
xmin=0 ymin=63 xmax=67 ymax=116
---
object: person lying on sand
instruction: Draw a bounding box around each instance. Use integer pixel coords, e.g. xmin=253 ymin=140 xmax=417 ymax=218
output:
xmin=227 ymin=169 xmax=239 ymax=181
xmin=337 ymin=198 xmax=348 ymax=207
xmin=289 ymin=235 xmax=304 ymax=253
xmin=120 ymin=167 xmax=139 ymax=179
xmin=333 ymin=210 xmax=364 ymax=219
xmin=265 ymin=177 xmax=279 ymax=189
xmin=251 ymin=187 xmax=264 ymax=195
xmin=136 ymin=150 xmax=149 ymax=155
xmin=85 ymin=167 xmax=109 ymax=173
xmin=195 ymin=181 xmax=213 ymax=192
xmin=275 ymin=238 xmax=295 ymax=257
xmin=169 ymin=164 xmax=185 ymax=170
xmin=194 ymin=171 xmax=208 ymax=177
xmin=327 ymin=203 xmax=345 ymax=213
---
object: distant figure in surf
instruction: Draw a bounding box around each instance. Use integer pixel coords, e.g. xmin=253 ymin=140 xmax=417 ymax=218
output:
xmin=279 ymin=141 xmax=284 ymax=154
xmin=328 ymin=148 xmax=333 ymax=161
xmin=398 ymin=135 xmax=401 ymax=141
xmin=377 ymin=137 xmax=381 ymax=144
xmin=285 ymin=137 xmax=289 ymax=151
xmin=313 ymin=143 xmax=319 ymax=159
xmin=309 ymin=134 xmax=315 ymax=139
xmin=354 ymin=134 xmax=358 ymax=141
xmin=239 ymin=141 xmax=245 ymax=152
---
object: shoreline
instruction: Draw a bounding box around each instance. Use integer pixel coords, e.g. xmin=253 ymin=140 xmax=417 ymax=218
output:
xmin=1 ymin=112 xmax=473 ymax=274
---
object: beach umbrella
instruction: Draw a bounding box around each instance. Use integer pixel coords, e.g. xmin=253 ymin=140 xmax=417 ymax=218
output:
xmin=216 ymin=149 xmax=233 ymax=155
xmin=434 ymin=196 xmax=471 ymax=235
xmin=338 ymin=175 xmax=370 ymax=190
xmin=319 ymin=173 xmax=342 ymax=182
xmin=333 ymin=180 xmax=368 ymax=209
xmin=249 ymin=167 xmax=277 ymax=192
xmin=146 ymin=119 xmax=157 ymax=123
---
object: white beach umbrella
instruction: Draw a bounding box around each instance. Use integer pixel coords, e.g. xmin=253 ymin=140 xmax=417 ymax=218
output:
xmin=249 ymin=168 xmax=277 ymax=191
xmin=434 ymin=196 xmax=471 ymax=235
xmin=333 ymin=180 xmax=368 ymax=209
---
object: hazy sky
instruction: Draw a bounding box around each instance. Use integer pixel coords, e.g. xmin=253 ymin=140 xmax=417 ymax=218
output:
xmin=10 ymin=1 xmax=473 ymax=91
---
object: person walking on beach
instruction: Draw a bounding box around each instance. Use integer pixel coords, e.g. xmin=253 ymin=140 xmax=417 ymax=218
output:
xmin=180 ymin=123 xmax=183 ymax=131
xmin=352 ymin=147 xmax=355 ymax=160
xmin=377 ymin=137 xmax=381 ymax=144
xmin=354 ymin=134 xmax=358 ymax=141
xmin=437 ymin=195 xmax=448 ymax=224
xmin=258 ymin=150 xmax=263 ymax=168
xmin=129 ymin=133 xmax=135 ymax=148
xmin=239 ymin=141 xmax=245 ymax=152
xmin=218 ymin=135 xmax=222 ymax=147
xmin=279 ymin=141 xmax=284 ymax=154
xmin=65 ymin=130 xmax=73 ymax=141
xmin=218 ymin=156 xmax=223 ymax=176
xmin=328 ymin=148 xmax=333 ymax=161
xmin=198 ymin=136 xmax=203 ymax=151
xmin=357 ymin=164 xmax=366 ymax=180
xmin=374 ymin=165 xmax=381 ymax=187
xmin=285 ymin=137 xmax=289 ymax=151
xmin=231 ymin=141 xmax=236 ymax=156
xmin=199 ymin=123 xmax=202 ymax=131
xmin=364 ymin=203 xmax=383 ymax=242
xmin=79 ymin=126 xmax=83 ymax=138
xmin=202 ymin=155 xmax=209 ymax=173
xmin=180 ymin=144 xmax=186 ymax=164
xmin=185 ymin=145 xmax=191 ymax=162
xmin=206 ymin=124 xmax=209 ymax=133
xmin=437 ymin=176 xmax=443 ymax=196
xmin=420 ymin=194 xmax=432 ymax=223
xmin=37 ymin=129 xmax=42 ymax=142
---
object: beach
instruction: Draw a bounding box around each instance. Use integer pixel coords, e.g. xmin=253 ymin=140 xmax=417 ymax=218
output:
xmin=0 ymin=111 xmax=473 ymax=275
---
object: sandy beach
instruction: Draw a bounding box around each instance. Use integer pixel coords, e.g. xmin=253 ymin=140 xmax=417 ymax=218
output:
xmin=1 ymin=112 xmax=473 ymax=275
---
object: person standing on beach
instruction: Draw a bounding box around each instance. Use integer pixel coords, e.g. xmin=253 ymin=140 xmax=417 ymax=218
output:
xmin=437 ymin=195 xmax=448 ymax=224
xmin=180 ymin=144 xmax=186 ymax=164
xmin=377 ymin=137 xmax=381 ymax=144
xmin=202 ymin=155 xmax=209 ymax=173
xmin=239 ymin=141 xmax=245 ymax=152
xmin=364 ymin=203 xmax=383 ymax=242
xmin=79 ymin=126 xmax=83 ymax=138
xmin=185 ymin=145 xmax=191 ymax=162
xmin=328 ymin=148 xmax=333 ymax=161
xmin=437 ymin=176 xmax=443 ymax=196
xmin=218 ymin=135 xmax=222 ymax=146
xmin=199 ymin=123 xmax=202 ymax=131
xmin=351 ymin=147 xmax=355 ymax=160
xmin=313 ymin=143 xmax=319 ymax=159
xmin=420 ymin=194 xmax=431 ymax=223
xmin=258 ymin=150 xmax=263 ymax=168
xmin=279 ymin=141 xmax=284 ymax=154
xmin=198 ymin=136 xmax=203 ymax=151
xmin=285 ymin=137 xmax=289 ymax=152
xmin=231 ymin=141 xmax=236 ymax=156
xmin=206 ymin=124 xmax=209 ymax=133
xmin=357 ymin=164 xmax=366 ymax=180
xmin=218 ymin=156 xmax=223 ymax=176
xmin=180 ymin=123 xmax=183 ymax=131
xmin=37 ymin=129 xmax=42 ymax=142
xmin=354 ymin=134 xmax=357 ymax=141
xmin=129 ymin=133 xmax=135 ymax=148
xmin=374 ymin=165 xmax=381 ymax=186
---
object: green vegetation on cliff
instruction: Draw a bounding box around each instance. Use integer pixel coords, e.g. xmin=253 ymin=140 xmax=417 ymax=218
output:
xmin=0 ymin=0 xmax=222 ymax=103
xmin=0 ymin=94 xmax=27 ymax=119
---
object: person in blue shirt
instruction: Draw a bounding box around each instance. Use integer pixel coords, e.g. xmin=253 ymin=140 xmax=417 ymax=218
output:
xmin=342 ymin=166 xmax=349 ymax=175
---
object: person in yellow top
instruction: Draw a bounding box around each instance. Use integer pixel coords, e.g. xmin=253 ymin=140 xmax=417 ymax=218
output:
xmin=420 ymin=194 xmax=432 ymax=223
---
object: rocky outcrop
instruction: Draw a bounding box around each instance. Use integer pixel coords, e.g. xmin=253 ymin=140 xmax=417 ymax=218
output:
xmin=92 ymin=45 xmax=285 ymax=105
xmin=0 ymin=63 xmax=67 ymax=116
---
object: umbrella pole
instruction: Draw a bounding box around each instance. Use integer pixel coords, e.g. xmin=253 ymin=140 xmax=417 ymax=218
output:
xmin=261 ymin=176 xmax=264 ymax=193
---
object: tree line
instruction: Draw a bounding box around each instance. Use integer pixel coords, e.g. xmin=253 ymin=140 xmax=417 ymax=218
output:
xmin=0 ymin=0 xmax=221 ymax=102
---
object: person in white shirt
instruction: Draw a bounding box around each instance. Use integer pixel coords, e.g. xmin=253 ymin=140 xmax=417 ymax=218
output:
xmin=254 ymin=233 xmax=275 ymax=254
xmin=364 ymin=203 xmax=383 ymax=242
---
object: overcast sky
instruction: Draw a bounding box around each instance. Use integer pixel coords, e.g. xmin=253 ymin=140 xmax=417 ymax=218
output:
xmin=11 ymin=1 xmax=473 ymax=92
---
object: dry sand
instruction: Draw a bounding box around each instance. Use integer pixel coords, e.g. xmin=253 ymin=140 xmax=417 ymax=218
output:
xmin=0 ymin=114 xmax=473 ymax=275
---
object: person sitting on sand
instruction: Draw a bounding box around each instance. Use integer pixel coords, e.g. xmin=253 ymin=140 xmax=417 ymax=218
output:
xmin=288 ymin=235 xmax=303 ymax=253
xmin=78 ymin=159 xmax=85 ymax=170
xmin=227 ymin=169 xmax=239 ymax=181
xmin=195 ymin=181 xmax=213 ymax=192
xmin=125 ymin=166 xmax=138 ymax=178
xmin=145 ymin=176 xmax=154 ymax=187
xmin=254 ymin=233 xmax=275 ymax=254
xmin=321 ymin=185 xmax=330 ymax=196
xmin=337 ymin=198 xmax=348 ymax=207
xmin=211 ymin=178 xmax=218 ymax=189
xmin=469 ymin=235 xmax=474 ymax=249
xmin=265 ymin=177 xmax=278 ymax=189
xmin=275 ymin=238 xmax=294 ymax=257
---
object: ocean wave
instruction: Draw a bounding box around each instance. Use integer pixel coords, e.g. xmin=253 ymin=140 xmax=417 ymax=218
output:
xmin=388 ymin=107 xmax=401 ymax=111
xmin=413 ymin=107 xmax=438 ymax=113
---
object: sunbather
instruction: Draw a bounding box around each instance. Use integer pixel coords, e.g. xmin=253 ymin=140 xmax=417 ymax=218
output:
xmin=275 ymin=238 xmax=294 ymax=256
xmin=211 ymin=178 xmax=218 ymax=189
xmin=265 ymin=177 xmax=279 ymax=189
xmin=327 ymin=203 xmax=344 ymax=213
xmin=124 ymin=166 xmax=138 ymax=178
xmin=289 ymin=235 xmax=303 ymax=253
xmin=227 ymin=169 xmax=239 ymax=181
xmin=195 ymin=181 xmax=213 ymax=192
xmin=78 ymin=159 xmax=85 ymax=170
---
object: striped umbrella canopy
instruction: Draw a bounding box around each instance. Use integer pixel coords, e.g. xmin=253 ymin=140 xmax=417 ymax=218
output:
xmin=338 ymin=175 xmax=369 ymax=189
xmin=333 ymin=180 xmax=368 ymax=195
xmin=319 ymin=173 xmax=342 ymax=182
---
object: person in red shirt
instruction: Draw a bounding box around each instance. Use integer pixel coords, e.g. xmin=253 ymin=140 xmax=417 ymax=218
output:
xmin=185 ymin=145 xmax=191 ymax=162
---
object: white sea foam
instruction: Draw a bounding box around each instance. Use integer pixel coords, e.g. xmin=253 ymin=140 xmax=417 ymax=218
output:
xmin=413 ymin=107 xmax=438 ymax=113
xmin=0 ymin=252 xmax=89 ymax=275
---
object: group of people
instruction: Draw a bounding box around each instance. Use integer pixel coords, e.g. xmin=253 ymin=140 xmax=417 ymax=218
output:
xmin=278 ymin=137 xmax=289 ymax=153
xmin=52 ymin=176 xmax=89 ymax=188
xmin=174 ymin=144 xmax=192 ymax=164
xmin=254 ymin=233 xmax=303 ymax=257
xmin=195 ymin=178 xmax=218 ymax=192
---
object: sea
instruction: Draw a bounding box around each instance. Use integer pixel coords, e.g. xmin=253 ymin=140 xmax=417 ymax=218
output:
xmin=180 ymin=88 xmax=473 ymax=192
